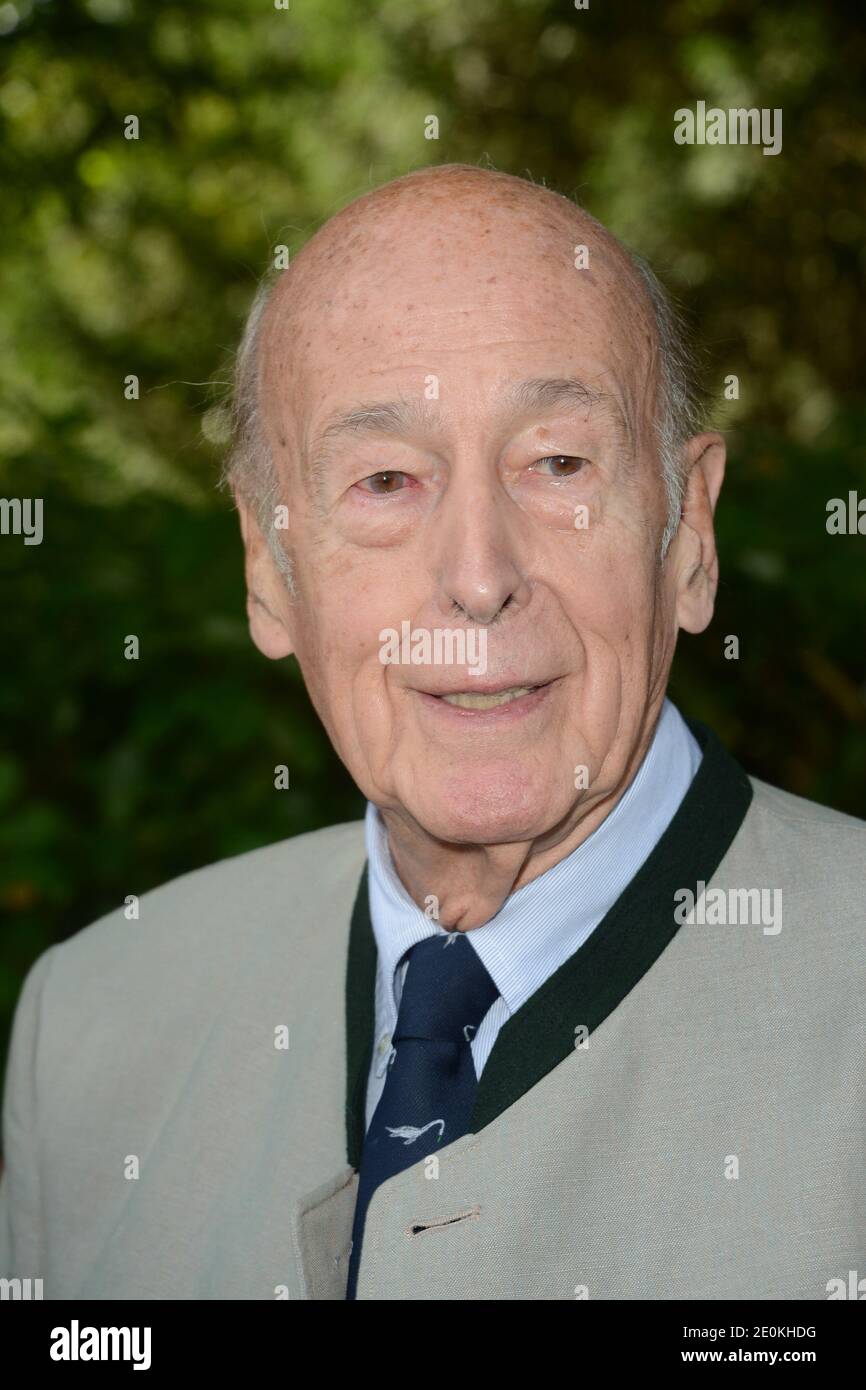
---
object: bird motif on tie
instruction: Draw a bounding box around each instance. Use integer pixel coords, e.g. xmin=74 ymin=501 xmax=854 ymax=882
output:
xmin=385 ymin=1119 xmax=446 ymax=1145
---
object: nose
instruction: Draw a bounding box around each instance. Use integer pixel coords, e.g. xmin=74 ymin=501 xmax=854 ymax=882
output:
xmin=431 ymin=472 xmax=532 ymax=626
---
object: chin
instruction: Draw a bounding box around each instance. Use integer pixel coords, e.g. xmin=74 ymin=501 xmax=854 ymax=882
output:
xmin=402 ymin=764 xmax=572 ymax=846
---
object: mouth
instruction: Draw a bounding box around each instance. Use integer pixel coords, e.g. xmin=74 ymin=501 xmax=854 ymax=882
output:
xmin=414 ymin=678 xmax=557 ymax=720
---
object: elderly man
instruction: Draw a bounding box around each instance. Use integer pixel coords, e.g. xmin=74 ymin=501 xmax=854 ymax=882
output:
xmin=1 ymin=166 xmax=863 ymax=1302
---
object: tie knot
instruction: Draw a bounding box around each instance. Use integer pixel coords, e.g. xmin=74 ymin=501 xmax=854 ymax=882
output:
xmin=393 ymin=932 xmax=499 ymax=1044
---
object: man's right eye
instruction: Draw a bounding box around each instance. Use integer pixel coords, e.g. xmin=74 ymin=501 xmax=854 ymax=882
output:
xmin=355 ymin=471 xmax=410 ymax=495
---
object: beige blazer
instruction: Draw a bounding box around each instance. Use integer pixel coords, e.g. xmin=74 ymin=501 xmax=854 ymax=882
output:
xmin=1 ymin=723 xmax=864 ymax=1299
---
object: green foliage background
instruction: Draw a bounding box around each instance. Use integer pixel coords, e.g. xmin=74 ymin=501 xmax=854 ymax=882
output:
xmin=1 ymin=0 xmax=864 ymax=1071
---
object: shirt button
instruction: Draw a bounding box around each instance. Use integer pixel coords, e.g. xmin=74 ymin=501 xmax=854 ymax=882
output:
xmin=374 ymin=1034 xmax=394 ymax=1076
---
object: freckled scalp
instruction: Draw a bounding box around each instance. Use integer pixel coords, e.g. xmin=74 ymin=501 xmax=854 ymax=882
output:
xmin=262 ymin=164 xmax=658 ymax=364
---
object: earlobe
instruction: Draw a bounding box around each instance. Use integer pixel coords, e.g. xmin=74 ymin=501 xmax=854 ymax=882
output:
xmin=247 ymin=587 xmax=295 ymax=659
xmin=677 ymin=561 xmax=716 ymax=635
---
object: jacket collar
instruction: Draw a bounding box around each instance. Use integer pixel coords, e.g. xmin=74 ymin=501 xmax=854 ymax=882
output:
xmin=345 ymin=719 xmax=753 ymax=1169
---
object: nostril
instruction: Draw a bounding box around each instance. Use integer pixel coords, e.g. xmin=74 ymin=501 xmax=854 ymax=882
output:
xmin=407 ymin=1204 xmax=481 ymax=1236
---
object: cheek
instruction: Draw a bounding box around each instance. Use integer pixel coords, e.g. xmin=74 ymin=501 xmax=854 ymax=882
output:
xmin=595 ymin=522 xmax=664 ymax=622
xmin=561 ymin=557 xmax=655 ymax=651
xmin=288 ymin=584 xmax=399 ymax=727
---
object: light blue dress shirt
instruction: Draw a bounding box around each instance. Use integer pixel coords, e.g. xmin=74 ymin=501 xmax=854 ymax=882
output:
xmin=364 ymin=697 xmax=703 ymax=1129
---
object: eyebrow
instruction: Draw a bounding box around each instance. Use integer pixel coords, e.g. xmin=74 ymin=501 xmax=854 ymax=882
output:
xmin=304 ymin=375 xmax=629 ymax=496
xmin=508 ymin=376 xmax=629 ymax=438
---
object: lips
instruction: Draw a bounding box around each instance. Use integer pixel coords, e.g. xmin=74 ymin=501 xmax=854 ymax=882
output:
xmin=414 ymin=677 xmax=554 ymax=707
xmin=413 ymin=678 xmax=556 ymax=723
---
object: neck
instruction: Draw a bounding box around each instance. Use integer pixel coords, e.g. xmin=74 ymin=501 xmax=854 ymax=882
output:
xmin=378 ymin=714 xmax=662 ymax=931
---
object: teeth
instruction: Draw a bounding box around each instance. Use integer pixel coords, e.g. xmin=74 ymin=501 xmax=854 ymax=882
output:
xmin=440 ymin=686 xmax=534 ymax=709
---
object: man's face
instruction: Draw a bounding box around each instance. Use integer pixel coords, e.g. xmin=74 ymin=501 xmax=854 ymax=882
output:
xmin=253 ymin=194 xmax=688 ymax=847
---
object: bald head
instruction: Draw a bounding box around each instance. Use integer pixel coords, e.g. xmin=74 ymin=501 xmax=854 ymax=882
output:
xmin=224 ymin=164 xmax=705 ymax=577
xmin=264 ymin=164 xmax=652 ymax=343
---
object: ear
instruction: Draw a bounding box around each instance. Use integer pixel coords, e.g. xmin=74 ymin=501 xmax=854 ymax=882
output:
xmin=235 ymin=495 xmax=295 ymax=659
xmin=669 ymin=432 xmax=726 ymax=635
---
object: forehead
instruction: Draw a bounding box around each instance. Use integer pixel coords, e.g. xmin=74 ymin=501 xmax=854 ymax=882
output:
xmin=260 ymin=194 xmax=657 ymax=447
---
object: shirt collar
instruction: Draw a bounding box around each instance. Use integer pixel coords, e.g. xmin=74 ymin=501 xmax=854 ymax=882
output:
xmin=364 ymin=697 xmax=702 ymax=1023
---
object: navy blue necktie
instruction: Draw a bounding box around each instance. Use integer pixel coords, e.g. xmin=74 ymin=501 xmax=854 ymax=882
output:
xmin=345 ymin=931 xmax=499 ymax=1300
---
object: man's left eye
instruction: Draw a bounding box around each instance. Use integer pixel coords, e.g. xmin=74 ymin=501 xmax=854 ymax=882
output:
xmin=532 ymin=455 xmax=588 ymax=477
xmin=356 ymin=470 xmax=410 ymax=494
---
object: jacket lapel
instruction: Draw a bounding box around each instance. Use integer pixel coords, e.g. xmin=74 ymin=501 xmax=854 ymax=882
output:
xmin=345 ymin=861 xmax=376 ymax=1170
xmin=290 ymin=1166 xmax=359 ymax=1299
